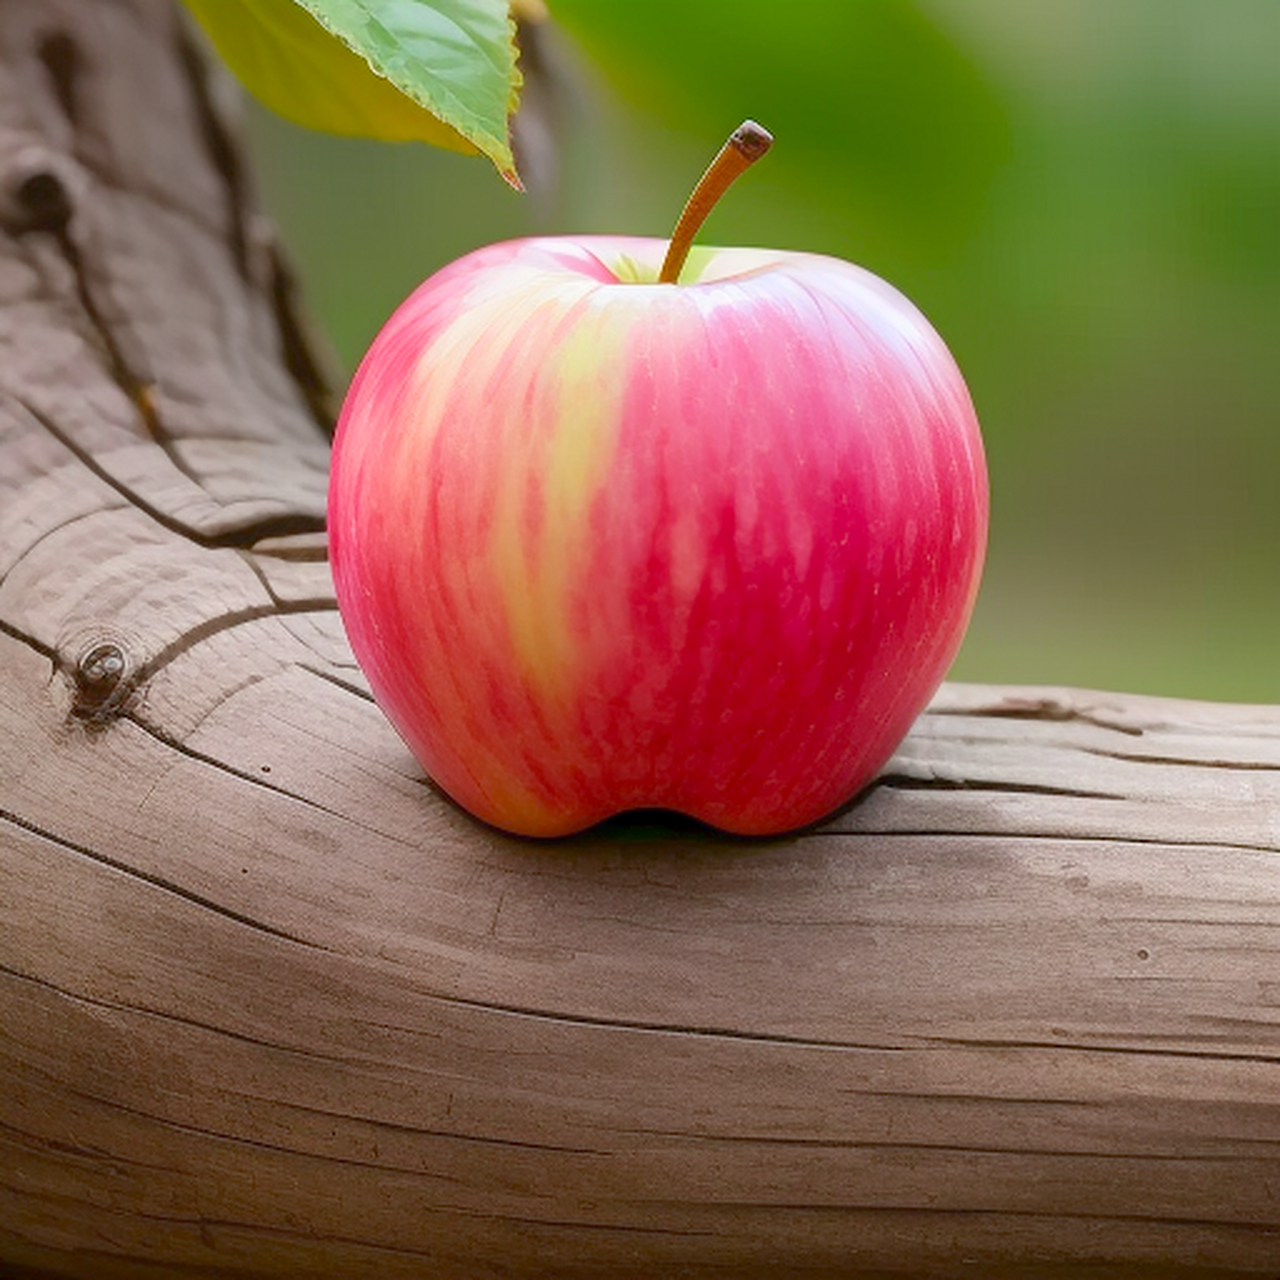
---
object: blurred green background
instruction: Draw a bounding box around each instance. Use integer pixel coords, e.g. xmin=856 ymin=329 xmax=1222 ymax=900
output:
xmin=245 ymin=0 xmax=1280 ymax=704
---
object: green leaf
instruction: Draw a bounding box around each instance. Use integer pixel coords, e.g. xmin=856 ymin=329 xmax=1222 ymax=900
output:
xmin=181 ymin=0 xmax=522 ymax=186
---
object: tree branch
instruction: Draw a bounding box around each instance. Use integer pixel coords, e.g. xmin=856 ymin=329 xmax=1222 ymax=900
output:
xmin=2 ymin=3 xmax=1279 ymax=1277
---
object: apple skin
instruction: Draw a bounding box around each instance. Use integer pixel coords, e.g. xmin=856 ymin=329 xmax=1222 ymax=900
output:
xmin=328 ymin=235 xmax=987 ymax=837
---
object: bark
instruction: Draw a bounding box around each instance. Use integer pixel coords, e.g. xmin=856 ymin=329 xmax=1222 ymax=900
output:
xmin=3 ymin=2 xmax=1280 ymax=1277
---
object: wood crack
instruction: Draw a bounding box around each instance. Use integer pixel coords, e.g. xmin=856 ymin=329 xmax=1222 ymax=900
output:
xmin=15 ymin=395 xmax=326 ymax=550
xmin=0 ymin=1117 xmax=180 ymax=1175
xmin=1083 ymin=745 xmax=1280 ymax=772
xmin=919 ymin=1035 xmax=1280 ymax=1067
xmin=121 ymin=707 xmax=421 ymax=849
xmin=46 ymin=219 xmax=201 ymax=484
xmin=644 ymin=1202 xmax=1280 ymax=1232
xmin=266 ymin=237 xmax=339 ymax=438
xmin=813 ymin=827 xmax=1280 ymax=855
xmin=299 ymin=662 xmax=376 ymax=702
xmin=0 ymin=616 xmax=58 ymax=664
xmin=172 ymin=11 xmax=251 ymax=282
xmin=121 ymin=1210 xmax=720 ymax=1250
xmin=0 ymin=806 xmax=325 ymax=947
xmin=865 ymin=773 xmax=1118 ymax=800
xmin=173 ymin=6 xmax=336 ymax=437
xmin=3 ymin=1091 xmax=470 ymax=1190
xmin=930 ymin=697 xmax=1147 ymax=737
xmin=129 ymin=598 xmax=337 ymax=686
xmin=35 ymin=30 xmax=80 ymax=125
xmin=397 ymin=990 xmax=912 ymax=1055
xmin=608 ymin=1130 xmax=1280 ymax=1162
xmin=0 ymin=502 xmax=130 ymax=591
xmin=3 ymin=964 xmax=362 ymax=1069
xmin=264 ymin=1095 xmax=617 ymax=1157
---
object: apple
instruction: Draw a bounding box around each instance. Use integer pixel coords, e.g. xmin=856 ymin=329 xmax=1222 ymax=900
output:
xmin=328 ymin=123 xmax=987 ymax=837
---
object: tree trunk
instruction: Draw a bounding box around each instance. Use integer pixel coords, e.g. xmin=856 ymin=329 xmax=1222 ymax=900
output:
xmin=3 ymin=2 xmax=1279 ymax=1277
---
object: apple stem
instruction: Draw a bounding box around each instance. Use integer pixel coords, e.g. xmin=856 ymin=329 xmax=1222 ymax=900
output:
xmin=657 ymin=120 xmax=773 ymax=285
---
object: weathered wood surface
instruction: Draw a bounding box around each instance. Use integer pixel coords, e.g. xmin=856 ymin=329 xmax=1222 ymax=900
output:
xmin=3 ymin=2 xmax=1280 ymax=1276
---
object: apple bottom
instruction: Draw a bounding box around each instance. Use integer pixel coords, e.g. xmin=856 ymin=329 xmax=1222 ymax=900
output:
xmin=353 ymin=509 xmax=971 ymax=838
xmin=393 ymin=677 xmax=938 ymax=840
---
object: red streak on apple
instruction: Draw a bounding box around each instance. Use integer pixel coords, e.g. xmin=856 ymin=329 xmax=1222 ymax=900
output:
xmin=329 ymin=235 xmax=987 ymax=836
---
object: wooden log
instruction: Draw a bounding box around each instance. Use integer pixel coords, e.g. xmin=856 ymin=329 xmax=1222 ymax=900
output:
xmin=2 ymin=2 xmax=1279 ymax=1276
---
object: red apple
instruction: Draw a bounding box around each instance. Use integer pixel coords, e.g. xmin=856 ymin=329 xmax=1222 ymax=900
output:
xmin=329 ymin=126 xmax=987 ymax=837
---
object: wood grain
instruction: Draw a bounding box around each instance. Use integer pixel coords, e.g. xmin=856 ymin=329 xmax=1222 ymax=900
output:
xmin=2 ymin=3 xmax=1279 ymax=1277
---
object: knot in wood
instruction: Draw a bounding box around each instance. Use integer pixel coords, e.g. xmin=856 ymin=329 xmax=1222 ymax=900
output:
xmin=16 ymin=170 xmax=71 ymax=230
xmin=1 ymin=147 xmax=81 ymax=236
xmin=71 ymin=640 xmax=132 ymax=722
xmin=77 ymin=642 xmax=125 ymax=690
